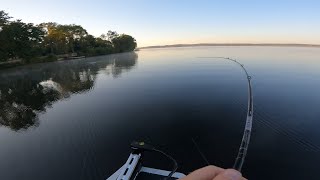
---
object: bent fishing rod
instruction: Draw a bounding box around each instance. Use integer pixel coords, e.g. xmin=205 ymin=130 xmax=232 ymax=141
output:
xmin=198 ymin=57 xmax=254 ymax=172
xmin=109 ymin=57 xmax=253 ymax=179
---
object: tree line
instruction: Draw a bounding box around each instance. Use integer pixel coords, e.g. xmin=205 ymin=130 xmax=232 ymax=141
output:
xmin=0 ymin=10 xmax=137 ymax=64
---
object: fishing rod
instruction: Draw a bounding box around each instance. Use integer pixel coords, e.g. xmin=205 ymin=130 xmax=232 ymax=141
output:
xmin=198 ymin=56 xmax=254 ymax=172
xmin=108 ymin=57 xmax=253 ymax=179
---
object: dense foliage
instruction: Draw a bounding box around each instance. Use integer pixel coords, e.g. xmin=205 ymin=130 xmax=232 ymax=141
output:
xmin=0 ymin=10 xmax=137 ymax=63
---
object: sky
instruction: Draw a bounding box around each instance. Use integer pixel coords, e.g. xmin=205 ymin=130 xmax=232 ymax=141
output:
xmin=1 ymin=0 xmax=320 ymax=47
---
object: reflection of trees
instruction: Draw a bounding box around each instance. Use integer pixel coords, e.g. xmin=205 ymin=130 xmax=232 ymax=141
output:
xmin=105 ymin=54 xmax=137 ymax=78
xmin=0 ymin=52 xmax=137 ymax=131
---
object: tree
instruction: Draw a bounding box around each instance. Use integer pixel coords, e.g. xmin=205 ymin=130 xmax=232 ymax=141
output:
xmin=58 ymin=24 xmax=88 ymax=53
xmin=74 ymin=34 xmax=95 ymax=53
xmin=0 ymin=10 xmax=138 ymax=63
xmin=0 ymin=10 xmax=11 ymax=27
xmin=39 ymin=23 xmax=88 ymax=54
xmin=0 ymin=20 xmax=44 ymax=62
xmin=0 ymin=10 xmax=12 ymax=61
xmin=107 ymin=30 xmax=119 ymax=41
xmin=39 ymin=22 xmax=60 ymax=54
xmin=112 ymin=34 xmax=137 ymax=53
xmin=100 ymin=34 xmax=107 ymax=40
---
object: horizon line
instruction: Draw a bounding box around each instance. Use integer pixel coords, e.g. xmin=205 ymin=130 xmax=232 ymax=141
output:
xmin=138 ymin=43 xmax=320 ymax=49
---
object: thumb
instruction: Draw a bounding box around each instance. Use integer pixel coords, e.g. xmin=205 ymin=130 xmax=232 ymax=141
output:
xmin=213 ymin=169 xmax=242 ymax=180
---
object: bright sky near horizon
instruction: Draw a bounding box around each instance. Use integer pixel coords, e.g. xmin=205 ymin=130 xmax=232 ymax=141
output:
xmin=2 ymin=0 xmax=320 ymax=47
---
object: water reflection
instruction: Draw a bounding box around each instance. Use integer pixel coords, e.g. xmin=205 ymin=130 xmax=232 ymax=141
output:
xmin=0 ymin=52 xmax=137 ymax=131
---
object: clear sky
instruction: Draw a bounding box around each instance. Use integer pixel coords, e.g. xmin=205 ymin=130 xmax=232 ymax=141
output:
xmin=2 ymin=0 xmax=320 ymax=47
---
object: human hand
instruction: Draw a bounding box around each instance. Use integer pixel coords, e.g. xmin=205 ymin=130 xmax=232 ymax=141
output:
xmin=179 ymin=165 xmax=246 ymax=180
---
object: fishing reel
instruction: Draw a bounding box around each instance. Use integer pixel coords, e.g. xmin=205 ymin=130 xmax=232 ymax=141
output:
xmin=107 ymin=141 xmax=185 ymax=180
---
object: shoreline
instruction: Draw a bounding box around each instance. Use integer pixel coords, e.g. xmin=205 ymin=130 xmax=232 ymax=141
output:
xmin=138 ymin=43 xmax=320 ymax=49
xmin=0 ymin=52 xmax=131 ymax=70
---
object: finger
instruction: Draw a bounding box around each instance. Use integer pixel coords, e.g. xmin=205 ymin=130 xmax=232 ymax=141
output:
xmin=212 ymin=169 xmax=243 ymax=180
xmin=180 ymin=165 xmax=225 ymax=180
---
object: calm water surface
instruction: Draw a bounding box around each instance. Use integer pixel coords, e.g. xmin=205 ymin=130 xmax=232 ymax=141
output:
xmin=0 ymin=47 xmax=319 ymax=179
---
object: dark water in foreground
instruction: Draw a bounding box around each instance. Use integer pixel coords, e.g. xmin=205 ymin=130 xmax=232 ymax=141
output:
xmin=0 ymin=47 xmax=319 ymax=179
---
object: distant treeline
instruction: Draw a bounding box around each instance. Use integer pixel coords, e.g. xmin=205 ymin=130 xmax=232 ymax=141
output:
xmin=139 ymin=43 xmax=320 ymax=49
xmin=0 ymin=10 xmax=137 ymax=64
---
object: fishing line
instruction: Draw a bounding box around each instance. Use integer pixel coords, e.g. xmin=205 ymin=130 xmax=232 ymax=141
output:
xmin=197 ymin=56 xmax=254 ymax=172
xmin=191 ymin=137 xmax=211 ymax=166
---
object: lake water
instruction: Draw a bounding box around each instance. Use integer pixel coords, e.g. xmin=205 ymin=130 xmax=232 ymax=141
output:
xmin=0 ymin=47 xmax=319 ymax=179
